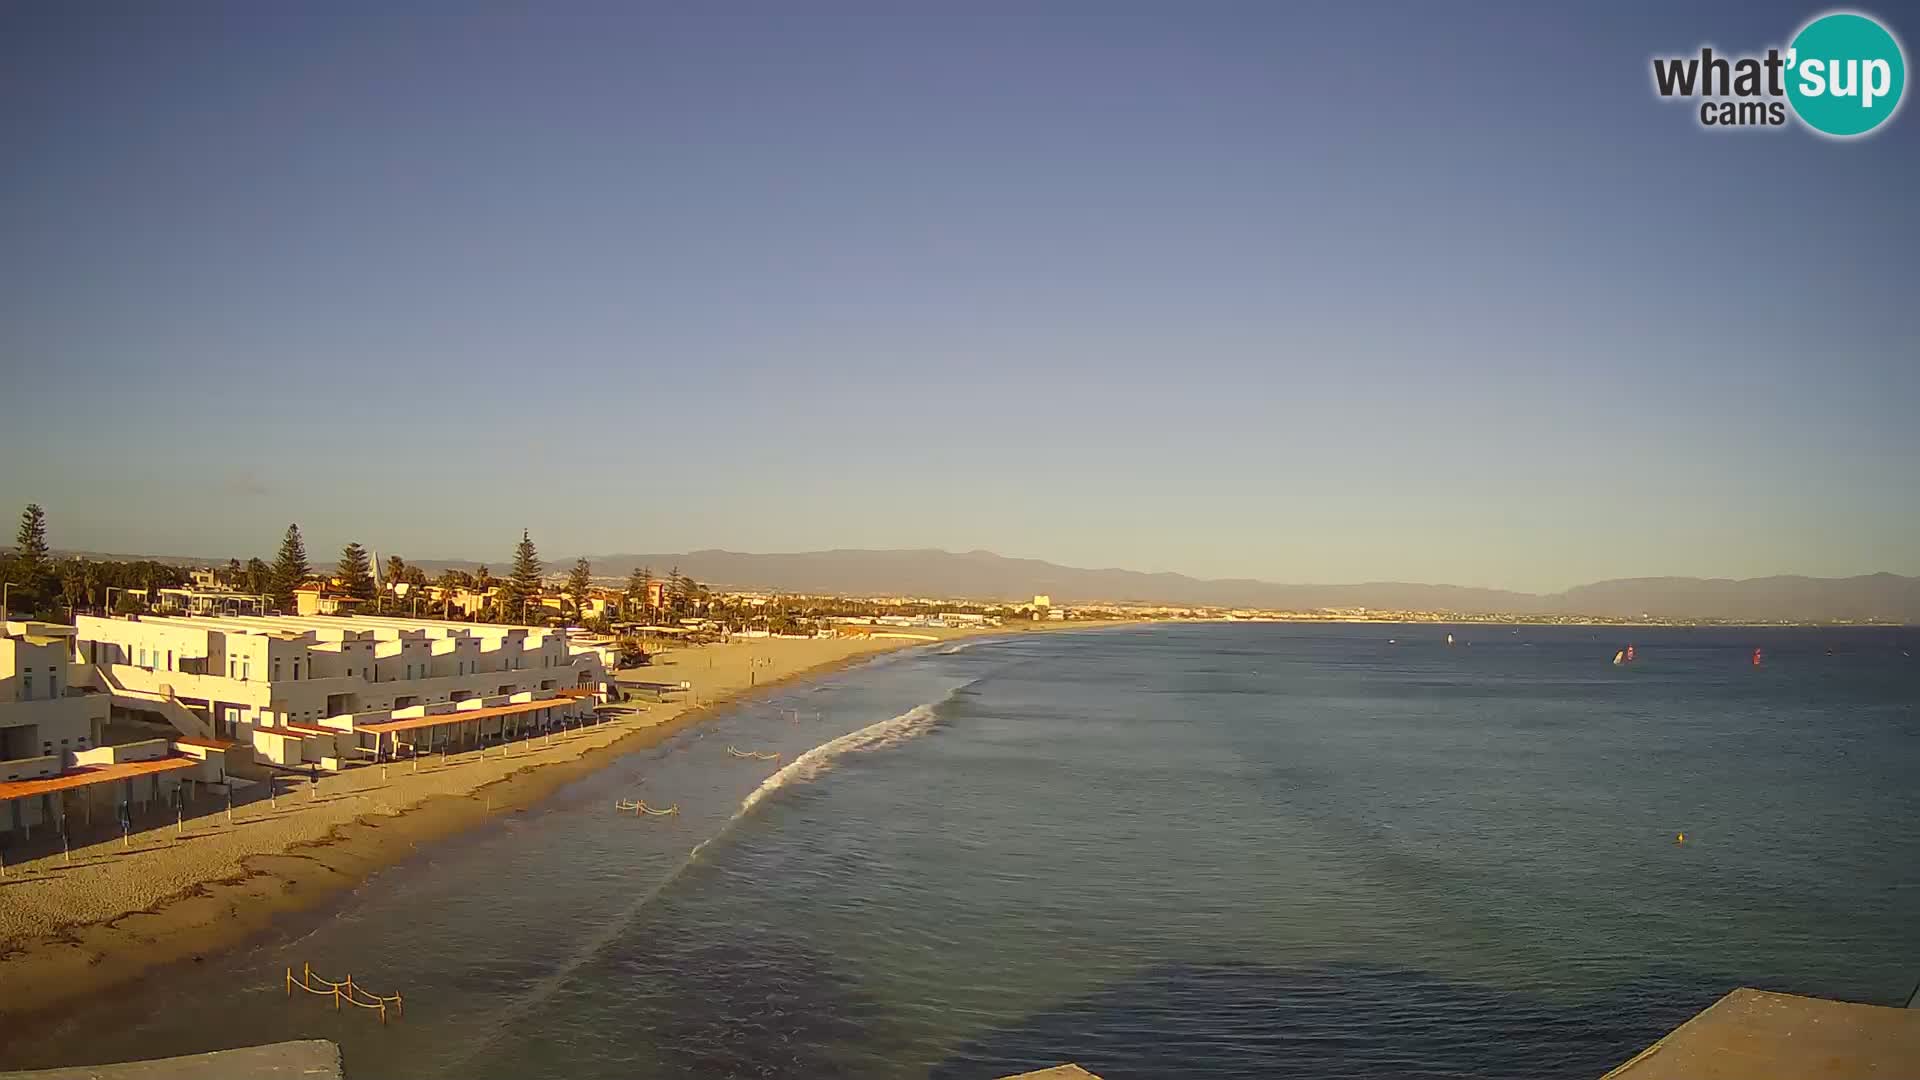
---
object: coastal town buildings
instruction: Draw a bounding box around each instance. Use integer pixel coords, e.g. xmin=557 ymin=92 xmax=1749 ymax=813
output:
xmin=152 ymin=587 xmax=269 ymax=617
xmin=293 ymin=584 xmax=368 ymax=616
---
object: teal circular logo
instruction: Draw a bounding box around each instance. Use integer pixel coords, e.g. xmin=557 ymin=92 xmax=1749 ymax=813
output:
xmin=1786 ymin=12 xmax=1906 ymax=137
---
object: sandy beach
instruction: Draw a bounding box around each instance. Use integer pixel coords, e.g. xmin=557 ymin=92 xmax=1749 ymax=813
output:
xmin=0 ymin=622 xmax=1126 ymax=1028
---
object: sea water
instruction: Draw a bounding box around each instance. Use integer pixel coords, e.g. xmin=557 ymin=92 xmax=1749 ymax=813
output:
xmin=5 ymin=623 xmax=1916 ymax=1079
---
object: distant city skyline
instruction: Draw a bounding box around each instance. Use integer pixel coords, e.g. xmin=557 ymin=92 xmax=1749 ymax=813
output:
xmin=3 ymin=3 xmax=1915 ymax=595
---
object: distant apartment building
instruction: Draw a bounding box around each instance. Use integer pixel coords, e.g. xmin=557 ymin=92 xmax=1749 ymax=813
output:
xmin=3 ymin=621 xmax=229 ymax=841
xmin=538 ymin=591 xmax=621 ymax=622
xmin=293 ymin=584 xmax=369 ymax=616
xmin=419 ymin=583 xmax=498 ymax=619
xmin=154 ymin=587 xmax=269 ymax=617
xmin=72 ymin=613 xmax=609 ymax=770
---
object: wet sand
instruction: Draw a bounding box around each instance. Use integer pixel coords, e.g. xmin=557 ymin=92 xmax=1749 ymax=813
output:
xmin=0 ymin=623 xmax=1127 ymax=1028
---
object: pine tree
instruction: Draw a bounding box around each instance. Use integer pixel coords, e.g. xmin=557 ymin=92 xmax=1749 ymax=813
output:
xmin=499 ymin=529 xmax=543 ymax=624
xmin=7 ymin=504 xmax=54 ymax=616
xmin=624 ymin=565 xmax=648 ymax=614
xmin=666 ymin=566 xmax=687 ymax=617
xmin=567 ymin=557 xmax=593 ymax=617
xmin=15 ymin=504 xmax=50 ymax=570
xmin=337 ymin=543 xmax=376 ymax=601
xmin=269 ymin=525 xmax=311 ymax=612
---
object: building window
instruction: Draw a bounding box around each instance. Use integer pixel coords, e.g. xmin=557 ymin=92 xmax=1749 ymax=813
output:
xmin=242 ymin=660 xmax=250 ymax=681
xmin=275 ymin=660 xmax=282 ymax=681
xmin=49 ymin=673 xmax=58 ymax=697
xmin=20 ymin=674 xmax=32 ymax=700
xmin=293 ymin=659 xmax=301 ymax=680
xmin=228 ymin=658 xmax=236 ymax=678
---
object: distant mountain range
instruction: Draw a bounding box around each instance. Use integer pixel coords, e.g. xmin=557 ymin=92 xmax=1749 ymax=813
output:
xmin=39 ymin=545 xmax=1920 ymax=622
xmin=445 ymin=549 xmax=1919 ymax=623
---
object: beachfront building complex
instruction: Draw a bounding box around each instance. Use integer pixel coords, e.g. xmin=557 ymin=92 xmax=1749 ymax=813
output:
xmin=3 ymin=621 xmax=231 ymax=841
xmin=72 ymin=613 xmax=611 ymax=770
xmin=2 ymin=622 xmax=105 ymax=764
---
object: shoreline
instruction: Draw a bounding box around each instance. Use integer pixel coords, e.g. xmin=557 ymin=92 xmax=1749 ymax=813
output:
xmin=0 ymin=621 xmax=1135 ymax=1041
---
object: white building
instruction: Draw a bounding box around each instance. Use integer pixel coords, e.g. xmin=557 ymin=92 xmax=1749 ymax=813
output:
xmin=72 ymin=613 xmax=611 ymax=770
xmin=2 ymin=621 xmax=229 ymax=841
xmin=2 ymin=622 xmax=108 ymax=770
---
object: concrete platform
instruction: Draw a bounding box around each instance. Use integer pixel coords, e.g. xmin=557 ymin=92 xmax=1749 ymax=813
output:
xmin=0 ymin=1040 xmax=341 ymax=1080
xmin=1603 ymin=988 xmax=1920 ymax=1079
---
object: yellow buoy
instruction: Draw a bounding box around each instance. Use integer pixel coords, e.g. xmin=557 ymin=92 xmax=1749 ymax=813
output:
xmin=1675 ymin=832 xmax=1686 ymax=844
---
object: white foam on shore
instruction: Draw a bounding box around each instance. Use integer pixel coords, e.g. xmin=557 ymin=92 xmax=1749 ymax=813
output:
xmin=435 ymin=685 xmax=971 ymax=1077
xmin=736 ymin=695 xmax=948 ymax=817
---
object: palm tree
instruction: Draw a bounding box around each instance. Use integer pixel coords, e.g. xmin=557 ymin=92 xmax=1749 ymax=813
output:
xmin=434 ymin=569 xmax=473 ymax=618
xmin=474 ymin=565 xmax=495 ymax=622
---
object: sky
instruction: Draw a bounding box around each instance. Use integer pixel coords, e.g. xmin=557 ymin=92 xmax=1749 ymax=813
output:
xmin=1 ymin=2 xmax=1915 ymax=594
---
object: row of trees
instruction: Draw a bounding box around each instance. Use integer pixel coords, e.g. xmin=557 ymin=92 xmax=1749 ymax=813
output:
xmin=3 ymin=504 xmax=714 ymax=629
xmin=2 ymin=504 xmax=199 ymax=618
xmin=621 ymin=564 xmax=705 ymax=623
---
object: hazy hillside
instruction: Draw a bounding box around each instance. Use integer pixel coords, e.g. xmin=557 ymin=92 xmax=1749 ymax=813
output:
xmin=538 ymin=549 xmax=1917 ymax=622
xmin=46 ymin=545 xmax=1918 ymax=622
xmin=1552 ymin=573 xmax=1920 ymax=622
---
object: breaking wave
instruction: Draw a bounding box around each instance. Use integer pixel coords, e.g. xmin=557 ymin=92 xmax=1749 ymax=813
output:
xmin=737 ymin=693 xmax=953 ymax=817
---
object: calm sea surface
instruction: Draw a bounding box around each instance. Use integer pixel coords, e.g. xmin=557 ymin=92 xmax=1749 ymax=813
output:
xmin=4 ymin=624 xmax=1917 ymax=1078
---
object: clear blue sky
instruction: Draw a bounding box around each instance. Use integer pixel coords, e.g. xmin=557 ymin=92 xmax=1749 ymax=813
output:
xmin=2 ymin=2 xmax=1914 ymax=593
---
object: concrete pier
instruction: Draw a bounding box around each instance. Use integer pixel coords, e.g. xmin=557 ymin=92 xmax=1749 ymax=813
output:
xmin=0 ymin=1040 xmax=341 ymax=1080
xmin=1602 ymin=987 xmax=1920 ymax=1079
